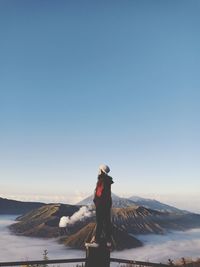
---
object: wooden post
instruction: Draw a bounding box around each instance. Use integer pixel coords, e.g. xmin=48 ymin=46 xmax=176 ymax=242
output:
xmin=85 ymin=241 xmax=110 ymax=267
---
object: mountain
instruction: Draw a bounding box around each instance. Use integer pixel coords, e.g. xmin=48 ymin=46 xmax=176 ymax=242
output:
xmin=11 ymin=204 xmax=165 ymax=238
xmin=7 ymin=193 xmax=200 ymax=251
xmin=77 ymin=193 xmax=138 ymax=208
xmin=10 ymin=204 xmax=200 ymax=245
xmin=11 ymin=203 xmax=143 ymax=250
xmin=0 ymin=197 xmax=45 ymax=215
xmin=129 ymin=196 xmax=186 ymax=213
xmin=112 ymin=206 xmax=164 ymax=234
xmin=78 ymin=193 xmax=188 ymax=214
xmin=61 ymin=222 xmax=143 ymax=251
xmin=9 ymin=203 xmax=81 ymax=237
xmin=112 ymin=206 xmax=200 ymax=234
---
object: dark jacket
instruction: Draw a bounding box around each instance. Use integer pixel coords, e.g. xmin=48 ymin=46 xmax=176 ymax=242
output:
xmin=93 ymin=173 xmax=114 ymax=208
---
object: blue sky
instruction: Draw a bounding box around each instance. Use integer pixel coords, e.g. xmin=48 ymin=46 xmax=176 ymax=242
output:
xmin=0 ymin=0 xmax=200 ymax=210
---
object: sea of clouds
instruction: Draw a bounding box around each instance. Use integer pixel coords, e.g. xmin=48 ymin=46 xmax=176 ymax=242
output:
xmin=1 ymin=215 xmax=200 ymax=265
xmin=112 ymin=229 xmax=200 ymax=264
xmin=0 ymin=215 xmax=84 ymax=262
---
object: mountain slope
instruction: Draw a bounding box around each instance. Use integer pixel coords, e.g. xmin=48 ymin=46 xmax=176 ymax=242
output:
xmin=129 ymin=196 xmax=186 ymax=213
xmin=112 ymin=206 xmax=165 ymax=234
xmin=112 ymin=206 xmax=200 ymax=234
xmin=0 ymin=197 xmax=45 ymax=215
xmin=77 ymin=193 xmax=186 ymax=213
xmin=77 ymin=193 xmax=138 ymax=208
xmin=9 ymin=203 xmax=81 ymax=237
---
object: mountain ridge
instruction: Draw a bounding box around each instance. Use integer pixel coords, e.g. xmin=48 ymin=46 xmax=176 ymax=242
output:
xmin=129 ymin=195 xmax=188 ymax=213
xmin=77 ymin=193 xmax=187 ymax=213
xmin=0 ymin=197 xmax=45 ymax=215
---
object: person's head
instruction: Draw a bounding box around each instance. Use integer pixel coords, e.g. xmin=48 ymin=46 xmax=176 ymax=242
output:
xmin=99 ymin=164 xmax=110 ymax=175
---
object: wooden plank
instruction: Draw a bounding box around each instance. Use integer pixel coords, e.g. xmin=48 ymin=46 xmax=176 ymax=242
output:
xmin=110 ymin=258 xmax=169 ymax=267
xmin=0 ymin=258 xmax=86 ymax=266
xmin=86 ymin=246 xmax=110 ymax=267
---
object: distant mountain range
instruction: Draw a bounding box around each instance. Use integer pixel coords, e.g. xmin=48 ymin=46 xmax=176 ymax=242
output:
xmin=77 ymin=193 xmax=186 ymax=213
xmin=9 ymin=201 xmax=200 ymax=251
xmin=129 ymin=196 xmax=186 ymax=213
xmin=77 ymin=193 xmax=137 ymax=209
xmin=0 ymin=197 xmax=44 ymax=215
xmin=2 ymin=194 xmax=200 ymax=251
xmin=1 ymin=193 xmax=187 ymax=216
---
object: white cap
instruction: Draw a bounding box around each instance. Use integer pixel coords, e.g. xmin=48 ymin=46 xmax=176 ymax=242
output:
xmin=99 ymin=164 xmax=110 ymax=174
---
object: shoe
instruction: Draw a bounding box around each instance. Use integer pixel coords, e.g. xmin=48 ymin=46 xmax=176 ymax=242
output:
xmin=85 ymin=241 xmax=99 ymax=248
xmin=106 ymin=242 xmax=112 ymax=247
xmin=90 ymin=236 xmax=96 ymax=242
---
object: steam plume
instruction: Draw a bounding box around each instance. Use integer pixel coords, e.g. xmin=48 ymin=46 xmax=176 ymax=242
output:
xmin=59 ymin=216 xmax=70 ymax=228
xmin=59 ymin=206 xmax=94 ymax=228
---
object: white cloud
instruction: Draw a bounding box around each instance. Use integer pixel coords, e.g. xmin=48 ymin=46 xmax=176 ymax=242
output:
xmin=112 ymin=229 xmax=200 ymax=264
xmin=0 ymin=192 xmax=90 ymax=205
xmin=0 ymin=216 xmax=84 ymax=264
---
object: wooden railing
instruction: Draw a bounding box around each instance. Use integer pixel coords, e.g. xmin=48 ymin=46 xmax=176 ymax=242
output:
xmin=0 ymin=257 xmax=170 ymax=267
xmin=111 ymin=258 xmax=169 ymax=267
xmin=0 ymin=258 xmax=86 ymax=266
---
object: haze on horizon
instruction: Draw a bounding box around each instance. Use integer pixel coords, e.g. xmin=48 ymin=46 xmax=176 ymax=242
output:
xmin=0 ymin=1 xmax=200 ymax=211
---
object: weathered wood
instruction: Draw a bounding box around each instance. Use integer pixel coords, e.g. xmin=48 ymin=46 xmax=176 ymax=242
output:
xmin=0 ymin=257 xmax=171 ymax=267
xmin=110 ymin=258 xmax=169 ymax=267
xmin=0 ymin=258 xmax=86 ymax=266
xmin=85 ymin=244 xmax=110 ymax=267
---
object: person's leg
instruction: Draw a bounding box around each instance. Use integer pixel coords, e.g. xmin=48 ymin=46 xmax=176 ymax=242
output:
xmin=104 ymin=207 xmax=112 ymax=243
xmin=95 ymin=206 xmax=104 ymax=243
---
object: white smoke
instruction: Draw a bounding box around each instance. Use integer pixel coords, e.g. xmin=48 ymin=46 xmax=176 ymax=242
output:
xmin=59 ymin=216 xmax=70 ymax=228
xmin=59 ymin=206 xmax=94 ymax=228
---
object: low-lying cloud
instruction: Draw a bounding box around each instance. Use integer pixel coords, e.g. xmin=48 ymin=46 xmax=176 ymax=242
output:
xmin=0 ymin=216 xmax=84 ymax=263
xmin=112 ymin=229 xmax=200 ymax=264
xmin=1 ymin=216 xmax=200 ymax=265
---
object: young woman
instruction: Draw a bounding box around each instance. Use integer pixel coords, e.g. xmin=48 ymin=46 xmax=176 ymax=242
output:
xmin=87 ymin=164 xmax=114 ymax=248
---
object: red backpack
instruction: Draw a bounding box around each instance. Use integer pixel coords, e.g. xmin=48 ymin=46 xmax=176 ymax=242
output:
xmin=95 ymin=180 xmax=104 ymax=197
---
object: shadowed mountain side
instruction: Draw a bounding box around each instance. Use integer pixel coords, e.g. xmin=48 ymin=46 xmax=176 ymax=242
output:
xmin=61 ymin=222 xmax=143 ymax=250
xmin=0 ymin=197 xmax=45 ymax=215
xmin=112 ymin=206 xmax=200 ymax=234
xmin=112 ymin=206 xmax=165 ymax=234
xmin=156 ymin=212 xmax=200 ymax=231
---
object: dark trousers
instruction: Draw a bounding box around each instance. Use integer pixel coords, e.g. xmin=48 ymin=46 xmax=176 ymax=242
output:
xmin=95 ymin=205 xmax=112 ymax=243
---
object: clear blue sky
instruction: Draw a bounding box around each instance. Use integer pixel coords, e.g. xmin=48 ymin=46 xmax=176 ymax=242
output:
xmin=0 ymin=0 xmax=200 ymax=209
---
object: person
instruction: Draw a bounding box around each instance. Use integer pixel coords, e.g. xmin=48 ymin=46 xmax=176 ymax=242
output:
xmin=86 ymin=164 xmax=114 ymax=248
